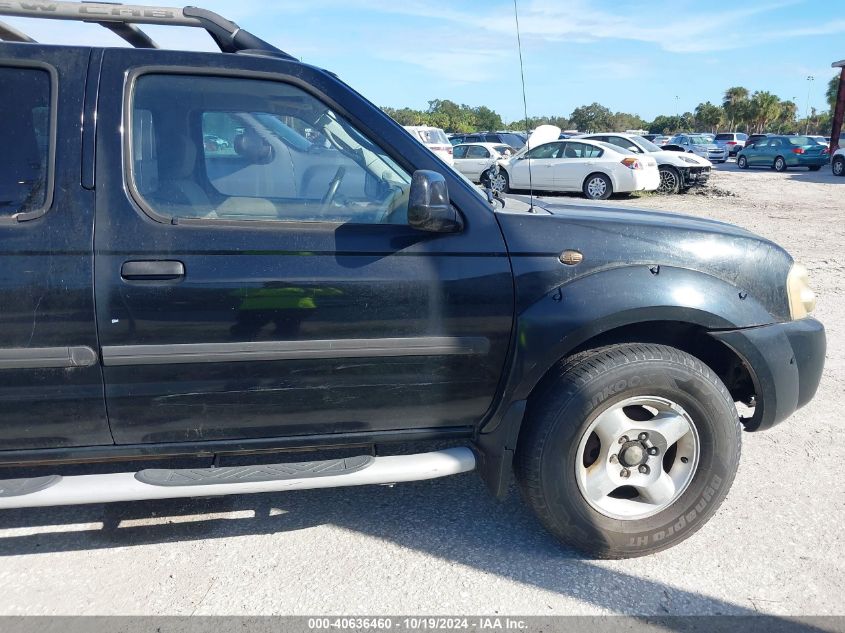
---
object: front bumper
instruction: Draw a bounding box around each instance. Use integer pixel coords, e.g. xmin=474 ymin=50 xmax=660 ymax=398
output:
xmin=710 ymin=318 xmax=826 ymax=431
xmin=679 ymin=166 xmax=711 ymax=188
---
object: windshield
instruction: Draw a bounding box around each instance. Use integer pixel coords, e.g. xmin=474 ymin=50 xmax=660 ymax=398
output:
xmin=633 ymin=136 xmax=662 ymax=152
xmin=688 ymin=136 xmax=711 ymax=145
xmin=497 ymin=132 xmax=526 ymax=148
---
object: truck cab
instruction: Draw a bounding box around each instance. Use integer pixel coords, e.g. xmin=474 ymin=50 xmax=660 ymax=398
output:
xmin=0 ymin=1 xmax=826 ymax=558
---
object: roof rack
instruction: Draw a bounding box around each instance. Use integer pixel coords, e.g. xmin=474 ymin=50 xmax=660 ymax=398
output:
xmin=0 ymin=1 xmax=295 ymax=58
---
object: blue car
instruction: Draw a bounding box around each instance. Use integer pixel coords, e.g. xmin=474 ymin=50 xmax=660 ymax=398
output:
xmin=737 ymin=135 xmax=829 ymax=171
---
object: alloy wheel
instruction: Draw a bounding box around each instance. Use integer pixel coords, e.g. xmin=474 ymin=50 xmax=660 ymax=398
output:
xmin=575 ymin=395 xmax=700 ymax=520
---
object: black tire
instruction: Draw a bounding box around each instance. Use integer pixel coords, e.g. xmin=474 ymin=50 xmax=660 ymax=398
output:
xmin=834 ymin=156 xmax=845 ymax=177
xmin=656 ymin=166 xmax=681 ymax=194
xmin=737 ymin=155 xmax=748 ymax=169
xmin=808 ymin=165 xmax=821 ymax=172
xmin=490 ymin=169 xmax=509 ymax=194
xmin=773 ymin=156 xmax=787 ymax=172
xmin=582 ymin=173 xmax=612 ymax=200
xmin=514 ymin=343 xmax=741 ymax=559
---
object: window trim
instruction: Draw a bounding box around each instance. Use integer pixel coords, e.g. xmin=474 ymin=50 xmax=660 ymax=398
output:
xmin=0 ymin=59 xmax=58 ymax=224
xmin=122 ymin=66 xmax=419 ymax=227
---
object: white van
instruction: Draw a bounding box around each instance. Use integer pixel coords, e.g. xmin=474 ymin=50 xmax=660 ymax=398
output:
xmin=403 ymin=125 xmax=454 ymax=165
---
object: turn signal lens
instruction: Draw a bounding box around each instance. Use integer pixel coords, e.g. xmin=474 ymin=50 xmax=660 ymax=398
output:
xmin=787 ymin=263 xmax=817 ymax=319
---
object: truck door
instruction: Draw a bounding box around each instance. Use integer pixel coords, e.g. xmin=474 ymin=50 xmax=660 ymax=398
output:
xmin=94 ymin=49 xmax=514 ymax=444
xmin=0 ymin=45 xmax=112 ymax=451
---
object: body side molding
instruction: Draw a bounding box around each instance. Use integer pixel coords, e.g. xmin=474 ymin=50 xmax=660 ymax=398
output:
xmin=0 ymin=346 xmax=98 ymax=369
xmin=101 ymin=336 xmax=490 ymax=366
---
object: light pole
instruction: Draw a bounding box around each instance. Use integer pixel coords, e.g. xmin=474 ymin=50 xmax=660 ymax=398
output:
xmin=804 ymin=75 xmax=814 ymax=134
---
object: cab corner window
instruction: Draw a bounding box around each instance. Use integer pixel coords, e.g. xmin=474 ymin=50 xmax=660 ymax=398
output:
xmin=129 ymin=74 xmax=412 ymax=225
xmin=0 ymin=66 xmax=52 ymax=219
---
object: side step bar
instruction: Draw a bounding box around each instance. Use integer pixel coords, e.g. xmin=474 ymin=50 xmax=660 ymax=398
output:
xmin=0 ymin=448 xmax=476 ymax=510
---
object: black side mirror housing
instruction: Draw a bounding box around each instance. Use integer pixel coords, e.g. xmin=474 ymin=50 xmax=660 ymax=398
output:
xmin=407 ymin=170 xmax=463 ymax=233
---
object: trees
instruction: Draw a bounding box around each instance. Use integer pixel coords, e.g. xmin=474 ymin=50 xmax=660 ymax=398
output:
xmin=694 ymin=101 xmax=723 ymax=133
xmin=775 ymin=100 xmax=798 ymax=133
xmin=827 ymin=74 xmax=841 ymax=113
xmin=722 ymin=86 xmax=749 ymax=132
xmin=569 ymin=103 xmax=614 ymax=132
xmin=746 ymin=91 xmax=782 ymax=133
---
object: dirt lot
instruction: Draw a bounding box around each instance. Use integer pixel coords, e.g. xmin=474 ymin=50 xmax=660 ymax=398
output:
xmin=0 ymin=162 xmax=842 ymax=618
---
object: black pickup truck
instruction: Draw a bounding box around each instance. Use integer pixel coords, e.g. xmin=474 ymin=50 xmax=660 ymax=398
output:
xmin=0 ymin=1 xmax=826 ymax=558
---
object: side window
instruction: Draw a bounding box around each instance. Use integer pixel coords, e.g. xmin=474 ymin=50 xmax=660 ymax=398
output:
xmin=453 ymin=145 xmax=469 ymax=159
xmin=0 ymin=66 xmax=53 ymax=219
xmin=466 ymin=145 xmax=491 ymax=159
xmin=526 ymin=142 xmax=563 ymax=159
xmin=607 ymin=136 xmax=641 ymax=153
xmin=130 ymin=74 xmax=412 ymax=224
xmin=562 ymin=142 xmax=603 ymax=159
xmin=484 ymin=134 xmax=498 ymax=143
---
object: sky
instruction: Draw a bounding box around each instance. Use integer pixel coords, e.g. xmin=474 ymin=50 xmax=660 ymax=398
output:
xmin=3 ymin=0 xmax=843 ymax=123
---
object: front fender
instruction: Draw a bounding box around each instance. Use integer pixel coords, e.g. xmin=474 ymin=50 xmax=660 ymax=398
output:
xmin=504 ymin=264 xmax=776 ymax=402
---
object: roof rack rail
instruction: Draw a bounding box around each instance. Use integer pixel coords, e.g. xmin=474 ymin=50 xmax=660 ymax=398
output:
xmin=0 ymin=1 xmax=295 ymax=58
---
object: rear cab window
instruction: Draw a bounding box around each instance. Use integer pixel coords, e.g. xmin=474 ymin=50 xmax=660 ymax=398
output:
xmin=0 ymin=64 xmax=55 ymax=221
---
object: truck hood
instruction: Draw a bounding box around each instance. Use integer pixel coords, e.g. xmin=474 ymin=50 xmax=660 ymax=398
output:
xmin=495 ymin=198 xmax=794 ymax=321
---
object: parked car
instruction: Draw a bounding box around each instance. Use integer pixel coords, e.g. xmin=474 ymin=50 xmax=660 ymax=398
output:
xmin=653 ymin=135 xmax=672 ymax=146
xmin=833 ymin=147 xmax=845 ymax=176
xmin=667 ymin=134 xmax=728 ymax=163
xmin=714 ymin=132 xmax=748 ymax=156
xmin=737 ymin=135 xmax=829 ymax=171
xmin=489 ymin=126 xmax=660 ymax=200
xmin=806 ymin=135 xmax=828 ymax=148
xmin=0 ymin=1 xmax=826 ymax=560
xmin=403 ymin=125 xmax=454 ymax=165
xmin=452 ymin=142 xmax=514 ymax=183
xmin=744 ymin=133 xmax=771 ymax=149
xmin=578 ymin=133 xmax=712 ymax=194
xmin=449 ymin=131 xmax=525 ymax=150
xmin=203 ymin=133 xmax=231 ymax=151
xmin=642 ymin=134 xmax=659 ymax=142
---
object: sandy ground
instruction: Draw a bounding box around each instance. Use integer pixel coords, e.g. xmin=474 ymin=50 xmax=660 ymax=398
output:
xmin=0 ymin=161 xmax=842 ymax=618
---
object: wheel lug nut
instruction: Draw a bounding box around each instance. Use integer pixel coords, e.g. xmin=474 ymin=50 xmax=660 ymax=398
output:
xmin=638 ymin=432 xmax=649 ymax=441
xmin=609 ymin=454 xmax=618 ymax=464
xmin=620 ymin=469 xmax=630 ymax=478
xmin=648 ymin=447 xmax=659 ymax=456
xmin=618 ymin=436 xmax=629 ymax=444
xmin=638 ymin=465 xmax=650 ymax=475
xmin=681 ymin=456 xmax=689 ymax=464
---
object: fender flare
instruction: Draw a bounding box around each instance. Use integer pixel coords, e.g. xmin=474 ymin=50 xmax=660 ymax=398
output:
xmin=507 ymin=264 xmax=774 ymax=401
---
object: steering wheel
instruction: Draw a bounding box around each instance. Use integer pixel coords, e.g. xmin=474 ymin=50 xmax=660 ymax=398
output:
xmin=321 ymin=166 xmax=346 ymax=212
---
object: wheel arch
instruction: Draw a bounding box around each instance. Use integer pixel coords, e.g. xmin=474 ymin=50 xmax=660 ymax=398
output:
xmin=474 ymin=265 xmax=773 ymax=497
xmin=582 ymin=170 xmax=616 ymax=193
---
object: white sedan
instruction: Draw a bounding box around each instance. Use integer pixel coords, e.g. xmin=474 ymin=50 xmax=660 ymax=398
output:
xmin=452 ymin=142 xmax=515 ymax=183
xmin=490 ymin=132 xmax=660 ymax=200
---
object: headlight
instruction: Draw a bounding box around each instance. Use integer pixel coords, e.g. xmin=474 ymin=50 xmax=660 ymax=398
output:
xmin=787 ymin=263 xmax=817 ymax=319
xmin=679 ymin=155 xmax=698 ymax=164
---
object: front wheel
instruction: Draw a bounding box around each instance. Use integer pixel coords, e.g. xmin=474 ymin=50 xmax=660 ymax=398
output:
xmin=737 ymin=155 xmax=748 ymax=169
xmin=514 ymin=343 xmax=741 ymax=558
xmin=773 ymin=156 xmax=787 ymax=172
xmin=489 ymin=169 xmax=509 ymax=194
xmin=834 ymin=156 xmax=845 ymax=177
xmin=656 ymin=166 xmax=681 ymax=194
xmin=583 ymin=173 xmax=612 ymax=200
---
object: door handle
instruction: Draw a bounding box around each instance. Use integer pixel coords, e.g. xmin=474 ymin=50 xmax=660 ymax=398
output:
xmin=121 ymin=260 xmax=185 ymax=281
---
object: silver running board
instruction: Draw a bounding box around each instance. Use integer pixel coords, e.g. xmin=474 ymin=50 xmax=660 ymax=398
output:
xmin=0 ymin=447 xmax=476 ymax=510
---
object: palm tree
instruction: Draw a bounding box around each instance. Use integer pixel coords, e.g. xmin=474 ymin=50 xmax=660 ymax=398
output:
xmin=748 ymin=91 xmax=781 ymax=133
xmin=776 ymin=100 xmax=798 ymax=133
xmin=722 ymin=86 xmax=749 ymax=131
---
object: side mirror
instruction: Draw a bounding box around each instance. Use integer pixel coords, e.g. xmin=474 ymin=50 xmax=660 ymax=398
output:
xmin=408 ymin=170 xmax=463 ymax=233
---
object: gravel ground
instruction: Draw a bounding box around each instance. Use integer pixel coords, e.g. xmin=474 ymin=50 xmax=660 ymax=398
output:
xmin=0 ymin=161 xmax=843 ymax=617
